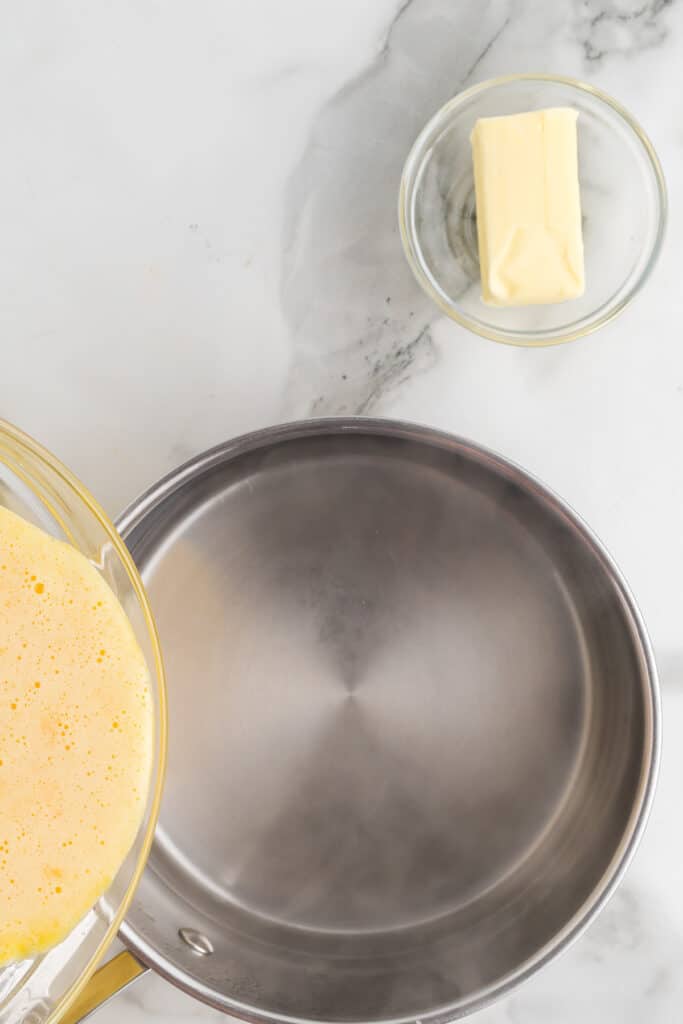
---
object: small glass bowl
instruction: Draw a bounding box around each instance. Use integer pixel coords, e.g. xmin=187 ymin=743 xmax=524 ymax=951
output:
xmin=0 ymin=420 xmax=167 ymax=1024
xmin=398 ymin=74 xmax=667 ymax=346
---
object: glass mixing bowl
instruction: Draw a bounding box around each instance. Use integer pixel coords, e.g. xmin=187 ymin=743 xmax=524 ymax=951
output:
xmin=0 ymin=420 xmax=167 ymax=1024
xmin=399 ymin=74 xmax=667 ymax=346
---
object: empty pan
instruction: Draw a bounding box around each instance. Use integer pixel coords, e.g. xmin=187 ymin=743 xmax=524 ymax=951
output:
xmin=65 ymin=418 xmax=659 ymax=1023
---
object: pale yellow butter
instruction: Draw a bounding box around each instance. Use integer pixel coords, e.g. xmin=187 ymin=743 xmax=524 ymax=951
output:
xmin=470 ymin=108 xmax=585 ymax=306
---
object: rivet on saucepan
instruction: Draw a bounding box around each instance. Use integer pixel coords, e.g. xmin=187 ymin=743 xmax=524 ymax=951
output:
xmin=178 ymin=927 xmax=214 ymax=955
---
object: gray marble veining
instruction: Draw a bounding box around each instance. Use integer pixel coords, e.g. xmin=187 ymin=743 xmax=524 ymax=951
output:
xmin=3 ymin=0 xmax=683 ymax=1021
xmin=281 ymin=0 xmax=676 ymax=420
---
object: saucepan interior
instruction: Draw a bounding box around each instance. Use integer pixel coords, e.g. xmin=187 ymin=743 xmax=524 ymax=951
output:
xmin=117 ymin=419 xmax=659 ymax=1023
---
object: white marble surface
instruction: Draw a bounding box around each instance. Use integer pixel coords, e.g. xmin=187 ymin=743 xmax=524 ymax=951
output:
xmin=3 ymin=0 xmax=683 ymax=1021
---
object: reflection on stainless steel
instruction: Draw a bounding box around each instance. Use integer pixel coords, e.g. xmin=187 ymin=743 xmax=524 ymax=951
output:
xmin=177 ymin=930 xmax=213 ymax=957
xmin=117 ymin=418 xmax=659 ymax=1023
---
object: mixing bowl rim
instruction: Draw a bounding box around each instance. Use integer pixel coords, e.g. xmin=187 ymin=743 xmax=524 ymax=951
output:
xmin=0 ymin=418 xmax=168 ymax=1024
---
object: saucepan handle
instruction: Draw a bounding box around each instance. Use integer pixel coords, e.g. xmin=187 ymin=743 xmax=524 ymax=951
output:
xmin=59 ymin=950 xmax=149 ymax=1023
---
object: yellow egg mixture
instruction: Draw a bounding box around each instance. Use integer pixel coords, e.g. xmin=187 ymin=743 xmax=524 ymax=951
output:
xmin=0 ymin=506 xmax=153 ymax=963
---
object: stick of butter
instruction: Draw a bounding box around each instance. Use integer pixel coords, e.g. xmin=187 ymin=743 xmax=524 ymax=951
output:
xmin=470 ymin=108 xmax=585 ymax=306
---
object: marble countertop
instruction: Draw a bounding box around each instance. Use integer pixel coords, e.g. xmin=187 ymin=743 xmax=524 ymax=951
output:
xmin=3 ymin=1 xmax=683 ymax=1021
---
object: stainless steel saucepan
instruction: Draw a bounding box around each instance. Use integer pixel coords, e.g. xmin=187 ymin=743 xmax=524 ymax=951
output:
xmin=64 ymin=418 xmax=660 ymax=1023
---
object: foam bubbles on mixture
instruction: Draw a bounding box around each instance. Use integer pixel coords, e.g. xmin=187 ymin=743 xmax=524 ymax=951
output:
xmin=0 ymin=507 xmax=153 ymax=963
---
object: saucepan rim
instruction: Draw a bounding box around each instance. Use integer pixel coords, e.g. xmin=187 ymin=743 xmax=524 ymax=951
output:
xmin=115 ymin=416 xmax=660 ymax=1024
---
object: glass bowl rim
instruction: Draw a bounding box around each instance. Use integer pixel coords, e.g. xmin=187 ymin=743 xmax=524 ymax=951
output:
xmin=0 ymin=417 xmax=167 ymax=1024
xmin=398 ymin=72 xmax=668 ymax=347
